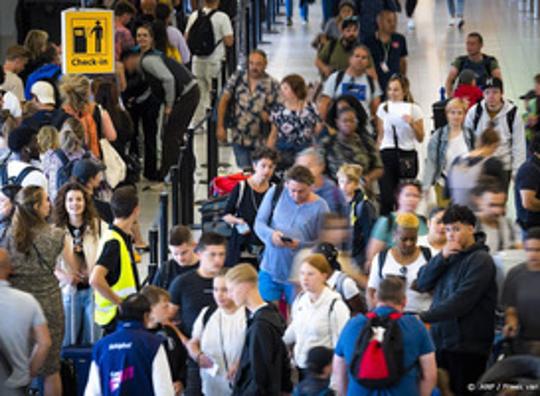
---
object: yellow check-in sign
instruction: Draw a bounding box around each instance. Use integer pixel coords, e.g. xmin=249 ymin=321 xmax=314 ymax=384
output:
xmin=62 ymin=8 xmax=115 ymax=74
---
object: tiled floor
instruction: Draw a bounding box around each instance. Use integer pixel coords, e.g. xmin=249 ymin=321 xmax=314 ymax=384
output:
xmin=136 ymin=0 xmax=540 ymax=277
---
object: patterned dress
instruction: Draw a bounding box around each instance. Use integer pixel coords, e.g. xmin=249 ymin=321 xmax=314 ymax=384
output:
xmin=7 ymin=225 xmax=65 ymax=376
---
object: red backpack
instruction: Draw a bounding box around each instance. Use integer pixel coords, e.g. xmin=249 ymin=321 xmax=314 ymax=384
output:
xmin=349 ymin=311 xmax=413 ymax=388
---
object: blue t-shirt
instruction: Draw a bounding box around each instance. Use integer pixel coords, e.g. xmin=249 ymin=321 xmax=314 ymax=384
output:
xmin=335 ymin=306 xmax=434 ymax=396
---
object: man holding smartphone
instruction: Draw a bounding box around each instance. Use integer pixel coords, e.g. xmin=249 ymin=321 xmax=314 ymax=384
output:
xmin=254 ymin=165 xmax=329 ymax=306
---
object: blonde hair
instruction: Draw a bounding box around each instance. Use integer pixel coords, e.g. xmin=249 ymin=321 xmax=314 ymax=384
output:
xmin=24 ymin=30 xmax=49 ymax=60
xmin=395 ymin=212 xmax=420 ymax=229
xmin=60 ymin=117 xmax=85 ymax=154
xmin=37 ymin=126 xmax=59 ymax=153
xmin=60 ymin=75 xmax=91 ymax=113
xmin=225 ymin=263 xmax=258 ymax=285
xmin=445 ymin=98 xmax=468 ymax=114
xmin=337 ymin=163 xmax=363 ymax=184
xmin=302 ymin=254 xmax=332 ymax=276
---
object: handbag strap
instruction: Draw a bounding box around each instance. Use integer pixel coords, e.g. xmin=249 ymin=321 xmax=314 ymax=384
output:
xmin=32 ymin=243 xmax=55 ymax=275
xmin=392 ymin=125 xmax=399 ymax=150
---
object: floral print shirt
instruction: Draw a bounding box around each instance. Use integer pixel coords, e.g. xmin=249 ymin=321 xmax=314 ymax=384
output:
xmin=270 ymin=102 xmax=321 ymax=152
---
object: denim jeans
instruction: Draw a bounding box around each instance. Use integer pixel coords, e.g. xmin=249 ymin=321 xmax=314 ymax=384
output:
xmin=447 ymin=0 xmax=464 ymax=17
xmin=232 ymin=144 xmax=254 ymax=169
xmin=286 ymin=0 xmax=308 ymax=20
xmin=62 ymin=287 xmax=101 ymax=346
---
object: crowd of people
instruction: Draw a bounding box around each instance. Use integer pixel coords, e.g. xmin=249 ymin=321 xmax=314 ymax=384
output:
xmin=1 ymin=0 xmax=540 ymax=396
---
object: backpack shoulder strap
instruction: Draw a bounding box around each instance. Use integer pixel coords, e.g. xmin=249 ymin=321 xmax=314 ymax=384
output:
xmin=267 ymin=183 xmax=284 ymax=226
xmin=202 ymin=305 xmax=217 ymax=329
xmin=506 ymin=104 xmax=518 ymax=135
xmin=473 ymin=101 xmax=484 ymax=131
xmin=235 ymin=180 xmax=246 ymax=211
xmin=378 ymin=248 xmax=389 ymax=280
xmin=55 ymin=149 xmax=69 ymax=166
xmin=93 ymin=103 xmax=103 ymax=139
xmin=367 ymin=74 xmax=375 ymax=95
xmin=419 ymin=246 xmax=432 ymax=262
xmin=334 ymin=271 xmax=348 ymax=296
xmin=334 ymin=70 xmax=346 ymax=94
xmin=15 ymin=165 xmax=41 ymax=186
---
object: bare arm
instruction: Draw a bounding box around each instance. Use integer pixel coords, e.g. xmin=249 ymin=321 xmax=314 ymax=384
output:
xmin=419 ymin=352 xmax=437 ymax=396
xmin=318 ymin=95 xmax=332 ymax=122
xmin=376 ymin=117 xmax=384 ymax=146
xmin=266 ymin=124 xmax=278 ymax=149
xmin=520 ymin=190 xmax=540 ymax=211
xmin=333 ymin=355 xmax=348 ymax=396
xmin=223 ymin=35 xmax=234 ymax=47
xmin=370 ymin=96 xmax=381 ymax=119
xmin=30 ymin=323 xmax=52 ymax=377
xmin=315 ymin=57 xmax=333 ymax=78
xmin=445 ymin=66 xmax=459 ymax=96
xmin=411 ymin=119 xmax=425 ymax=143
xmin=222 ymin=214 xmax=245 ymax=225
xmin=399 ymin=57 xmax=407 ymax=76
xmin=216 ymin=91 xmax=231 ymax=142
xmin=366 ymin=287 xmax=377 ymax=310
xmin=89 ymin=265 xmax=122 ymax=306
xmin=503 ymin=306 xmax=519 ymax=338
xmin=364 ymin=238 xmax=386 ymax=272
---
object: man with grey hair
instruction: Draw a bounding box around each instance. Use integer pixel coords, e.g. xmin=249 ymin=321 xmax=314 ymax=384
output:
xmin=0 ymin=248 xmax=51 ymax=396
xmin=296 ymin=148 xmax=348 ymax=216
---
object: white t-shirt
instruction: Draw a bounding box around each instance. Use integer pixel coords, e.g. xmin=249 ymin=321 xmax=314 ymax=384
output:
xmin=283 ymin=287 xmax=350 ymax=369
xmin=444 ymin=132 xmax=470 ymax=176
xmin=2 ymin=90 xmax=22 ymax=118
xmin=1 ymin=71 xmax=25 ymax=102
xmin=6 ymin=160 xmax=48 ymax=190
xmin=322 ymin=72 xmax=382 ymax=116
xmin=186 ymin=8 xmax=233 ymax=63
xmin=192 ymin=306 xmax=247 ymax=396
xmin=377 ymin=101 xmax=424 ymax=151
xmin=327 ymin=270 xmax=360 ymax=300
xmin=368 ymin=249 xmax=432 ymax=313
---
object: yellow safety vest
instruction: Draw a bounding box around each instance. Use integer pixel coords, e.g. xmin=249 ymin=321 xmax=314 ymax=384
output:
xmin=94 ymin=229 xmax=137 ymax=326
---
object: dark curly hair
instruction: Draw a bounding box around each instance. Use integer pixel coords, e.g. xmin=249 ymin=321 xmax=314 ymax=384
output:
xmin=53 ymin=182 xmax=99 ymax=235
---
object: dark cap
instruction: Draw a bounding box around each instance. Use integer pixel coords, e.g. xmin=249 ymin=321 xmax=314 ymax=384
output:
xmin=458 ymin=69 xmax=477 ymax=85
xmin=520 ymin=89 xmax=536 ymax=100
xmin=484 ymin=77 xmax=503 ymax=92
xmin=72 ymin=158 xmax=106 ymax=185
xmin=341 ymin=16 xmax=359 ymax=30
xmin=306 ymin=346 xmax=334 ymax=374
xmin=338 ymin=0 xmax=356 ymax=11
xmin=8 ymin=126 xmax=36 ymax=152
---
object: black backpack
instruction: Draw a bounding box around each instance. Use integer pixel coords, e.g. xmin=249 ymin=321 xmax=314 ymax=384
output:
xmin=349 ymin=311 xmax=414 ymax=388
xmin=54 ymin=149 xmax=78 ymax=190
xmin=187 ymin=9 xmax=222 ymax=56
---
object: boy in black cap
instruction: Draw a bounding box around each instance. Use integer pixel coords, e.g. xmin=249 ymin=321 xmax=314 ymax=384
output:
xmin=1 ymin=126 xmax=47 ymax=189
xmin=293 ymin=346 xmax=335 ymax=396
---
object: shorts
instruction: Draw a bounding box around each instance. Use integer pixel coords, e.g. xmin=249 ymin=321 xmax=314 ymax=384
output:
xmin=258 ymin=270 xmax=297 ymax=305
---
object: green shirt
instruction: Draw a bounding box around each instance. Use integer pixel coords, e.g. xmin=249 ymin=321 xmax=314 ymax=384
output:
xmin=318 ymin=39 xmax=351 ymax=72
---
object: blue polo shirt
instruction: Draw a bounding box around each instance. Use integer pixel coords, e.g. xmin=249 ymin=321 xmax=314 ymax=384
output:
xmin=335 ymin=306 xmax=434 ymax=396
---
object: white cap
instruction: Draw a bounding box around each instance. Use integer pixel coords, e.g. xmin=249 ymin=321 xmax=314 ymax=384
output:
xmin=30 ymin=81 xmax=55 ymax=105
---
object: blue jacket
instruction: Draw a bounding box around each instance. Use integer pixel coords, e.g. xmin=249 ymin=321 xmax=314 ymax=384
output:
xmin=422 ymin=125 xmax=475 ymax=188
xmin=91 ymin=321 xmax=163 ymax=396
xmin=416 ymin=239 xmax=497 ymax=354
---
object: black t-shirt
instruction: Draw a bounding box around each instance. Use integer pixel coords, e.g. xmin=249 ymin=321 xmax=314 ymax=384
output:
xmin=93 ymin=197 xmax=114 ymax=224
xmin=515 ymin=156 xmax=540 ymax=229
xmin=151 ymin=259 xmax=200 ymax=290
xmin=168 ymin=269 xmax=215 ymax=337
xmin=502 ymin=263 xmax=540 ymax=340
xmin=95 ymin=224 xmax=140 ymax=289
xmin=148 ymin=324 xmax=188 ymax=384
xmin=363 ymin=33 xmax=408 ymax=93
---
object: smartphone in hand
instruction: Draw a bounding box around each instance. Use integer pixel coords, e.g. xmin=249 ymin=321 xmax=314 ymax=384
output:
xmin=280 ymin=235 xmax=293 ymax=243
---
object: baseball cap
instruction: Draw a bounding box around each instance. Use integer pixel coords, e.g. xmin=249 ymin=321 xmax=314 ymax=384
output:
xmin=8 ymin=126 xmax=36 ymax=152
xmin=72 ymin=158 xmax=106 ymax=185
xmin=306 ymin=346 xmax=334 ymax=374
xmin=458 ymin=69 xmax=477 ymax=85
xmin=484 ymin=77 xmax=504 ymax=92
xmin=31 ymin=81 xmax=56 ymax=105
xmin=519 ymin=89 xmax=536 ymax=100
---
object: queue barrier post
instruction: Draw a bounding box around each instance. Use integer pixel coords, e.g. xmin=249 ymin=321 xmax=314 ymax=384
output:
xmin=159 ymin=192 xmax=169 ymax=268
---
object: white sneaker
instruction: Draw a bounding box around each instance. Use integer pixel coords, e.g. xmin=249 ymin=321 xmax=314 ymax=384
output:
xmin=448 ymin=17 xmax=455 ymax=26
xmin=407 ymin=18 xmax=415 ymax=30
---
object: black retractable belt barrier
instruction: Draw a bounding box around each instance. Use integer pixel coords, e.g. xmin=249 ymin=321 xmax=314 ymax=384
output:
xmin=207 ymin=78 xmax=219 ymax=193
xmin=171 ymin=164 xmax=180 ymax=226
xmin=159 ymin=192 xmax=169 ymax=267
xmin=144 ymin=228 xmax=159 ymax=286
xmin=181 ymin=129 xmax=196 ymax=225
